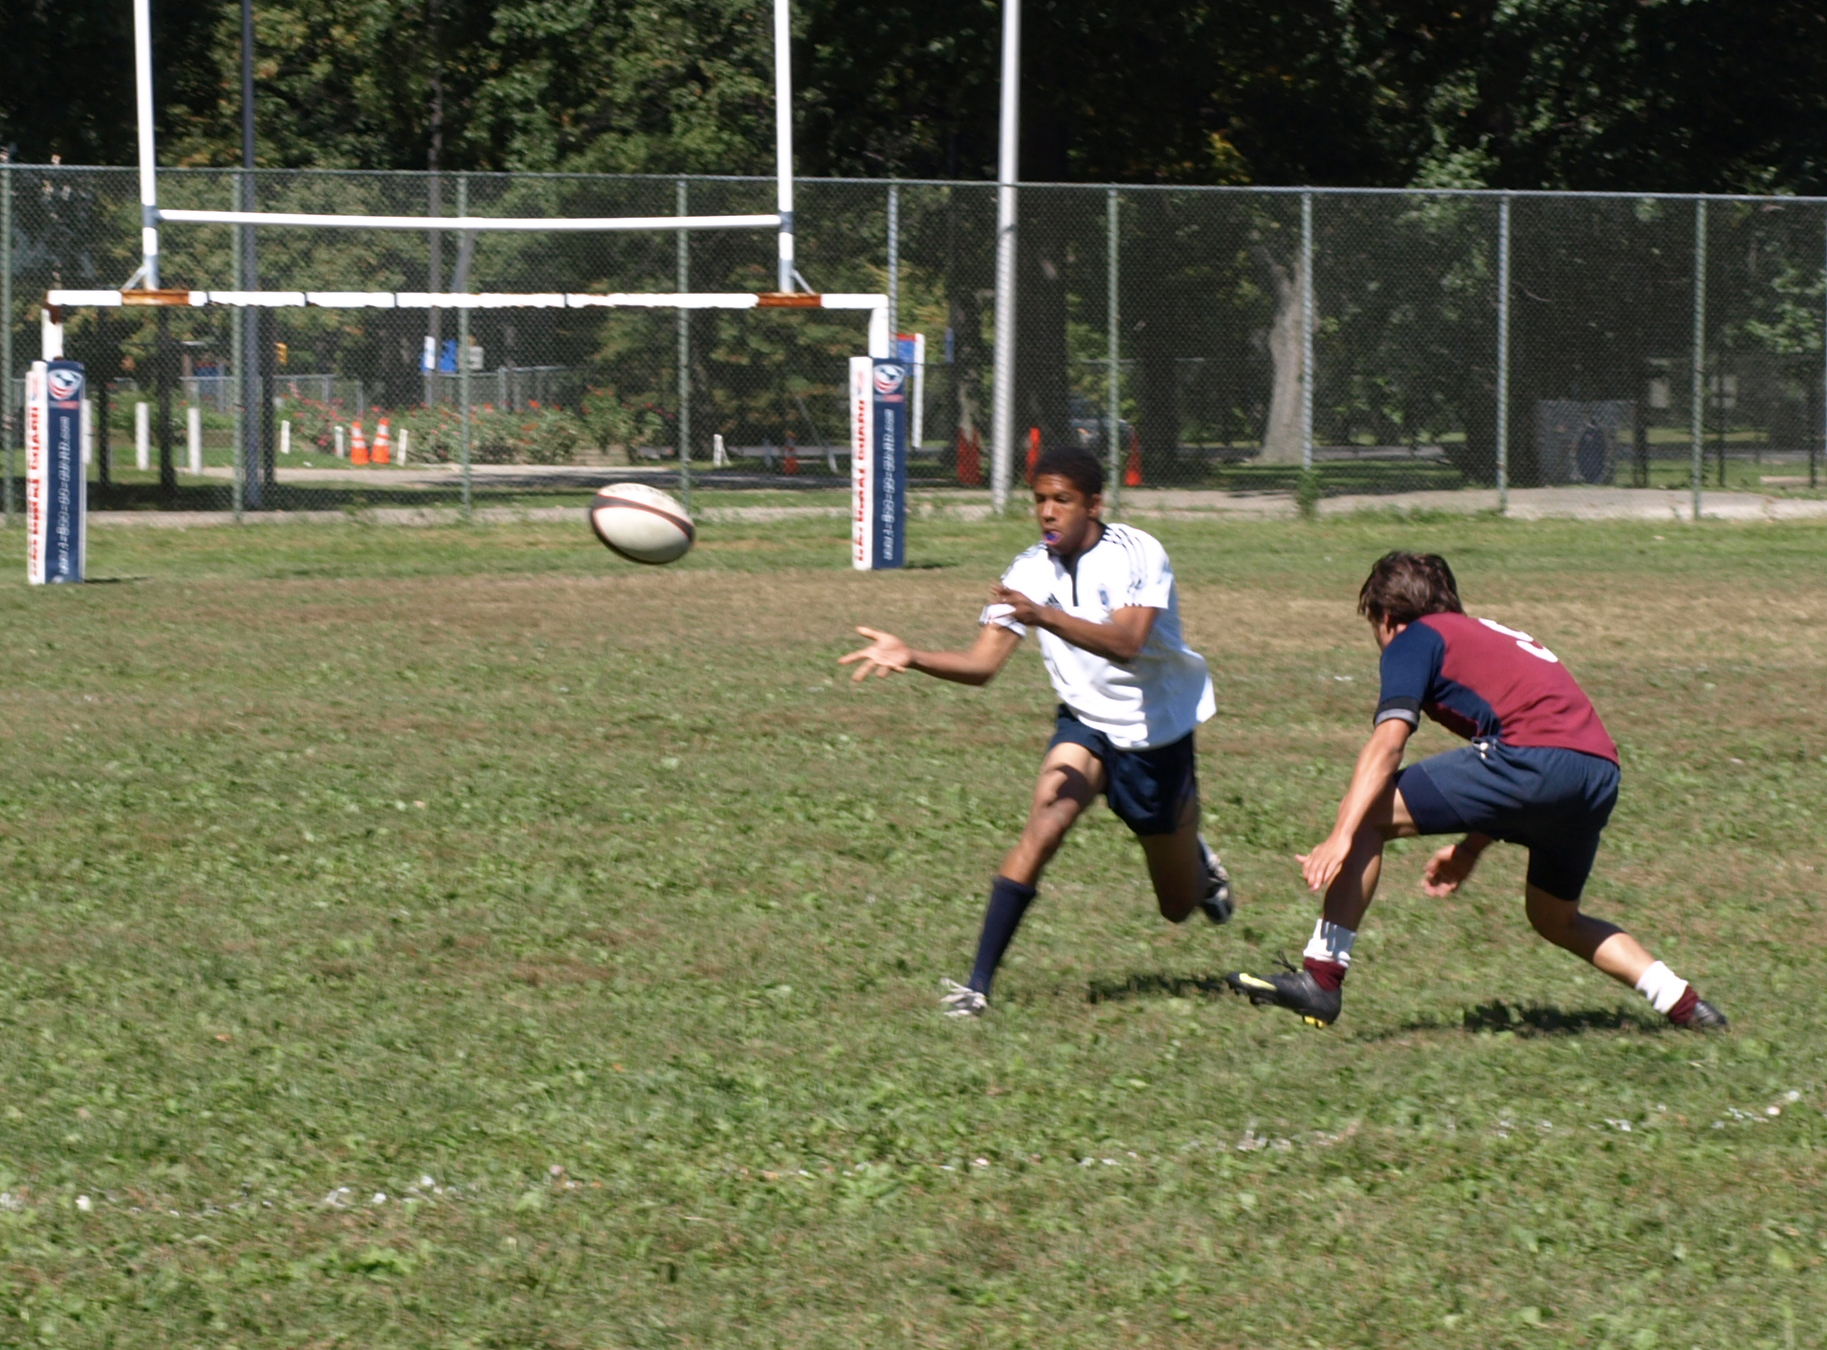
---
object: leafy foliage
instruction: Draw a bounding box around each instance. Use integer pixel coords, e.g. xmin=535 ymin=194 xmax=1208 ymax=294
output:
xmin=8 ymin=1 xmax=1827 ymax=194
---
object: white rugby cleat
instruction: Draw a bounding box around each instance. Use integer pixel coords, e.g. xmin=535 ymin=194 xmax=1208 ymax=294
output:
xmin=939 ymin=977 xmax=988 ymax=1018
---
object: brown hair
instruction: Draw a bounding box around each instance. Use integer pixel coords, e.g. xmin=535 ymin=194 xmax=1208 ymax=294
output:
xmin=1357 ymin=551 xmax=1463 ymax=624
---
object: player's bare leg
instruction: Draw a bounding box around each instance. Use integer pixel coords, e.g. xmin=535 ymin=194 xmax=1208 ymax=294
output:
xmin=997 ymin=742 xmax=1105 ymax=886
xmin=1226 ymin=782 xmax=1420 ymax=1026
xmin=1522 ymin=887 xmax=1724 ymax=1026
xmin=941 ymin=743 xmax=1104 ymax=1016
xmin=1138 ymin=793 xmax=1231 ymax=924
xmin=1524 ymin=886 xmax=1653 ymax=983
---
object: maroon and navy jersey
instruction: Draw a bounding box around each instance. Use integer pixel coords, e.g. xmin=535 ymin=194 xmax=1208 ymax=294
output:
xmin=1374 ymin=612 xmax=1618 ymax=763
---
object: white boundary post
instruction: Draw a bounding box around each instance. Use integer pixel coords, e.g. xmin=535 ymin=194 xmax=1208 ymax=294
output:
xmin=135 ymin=401 xmax=150 ymax=470
xmin=990 ymin=0 xmax=1021 ymax=514
xmin=187 ymin=404 xmax=202 ymax=474
xmin=775 ymin=0 xmax=795 ymax=292
xmin=134 ymin=0 xmax=160 ymax=285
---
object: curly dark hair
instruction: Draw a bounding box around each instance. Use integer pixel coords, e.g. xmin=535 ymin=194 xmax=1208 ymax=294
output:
xmin=1031 ymin=444 xmax=1105 ymax=498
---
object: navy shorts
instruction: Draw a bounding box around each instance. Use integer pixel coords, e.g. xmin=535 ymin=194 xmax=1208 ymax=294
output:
xmin=1048 ymin=705 xmax=1197 ymax=837
xmin=1396 ymin=741 xmax=1620 ymax=902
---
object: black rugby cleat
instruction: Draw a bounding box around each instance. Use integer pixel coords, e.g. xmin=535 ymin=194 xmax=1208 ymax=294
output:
xmin=1226 ymin=960 xmax=1341 ymax=1028
xmin=1680 ymin=998 xmax=1728 ymax=1031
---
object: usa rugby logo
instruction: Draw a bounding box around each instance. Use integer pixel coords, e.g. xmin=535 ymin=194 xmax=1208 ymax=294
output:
xmin=47 ymin=369 xmax=82 ymax=401
xmin=872 ymin=364 xmax=905 ymax=396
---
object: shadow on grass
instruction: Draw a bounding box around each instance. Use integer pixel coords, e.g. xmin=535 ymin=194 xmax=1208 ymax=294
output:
xmin=1369 ymin=1000 xmax=1665 ymax=1038
xmin=1086 ymin=972 xmax=1233 ymax=1003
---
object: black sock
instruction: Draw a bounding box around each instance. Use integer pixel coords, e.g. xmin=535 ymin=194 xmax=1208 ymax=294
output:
xmin=968 ymin=875 xmax=1038 ymax=997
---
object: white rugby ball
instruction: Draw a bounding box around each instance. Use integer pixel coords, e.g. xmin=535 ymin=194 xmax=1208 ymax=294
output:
xmin=589 ymin=483 xmax=695 ymax=565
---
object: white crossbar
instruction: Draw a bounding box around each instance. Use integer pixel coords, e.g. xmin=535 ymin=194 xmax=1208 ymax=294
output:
xmin=42 ymin=290 xmax=891 ymax=357
xmin=46 ymin=289 xmax=883 ymax=310
xmin=156 ymin=209 xmax=781 ymax=233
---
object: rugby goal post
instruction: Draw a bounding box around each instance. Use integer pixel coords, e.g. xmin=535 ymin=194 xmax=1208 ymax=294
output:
xmin=127 ymin=0 xmax=801 ymax=291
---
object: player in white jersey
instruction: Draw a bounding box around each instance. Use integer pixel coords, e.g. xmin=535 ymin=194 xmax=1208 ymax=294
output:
xmin=840 ymin=445 xmax=1233 ymax=1017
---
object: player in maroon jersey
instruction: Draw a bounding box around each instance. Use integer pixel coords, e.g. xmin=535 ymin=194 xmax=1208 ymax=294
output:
xmin=1227 ymin=551 xmax=1725 ymax=1030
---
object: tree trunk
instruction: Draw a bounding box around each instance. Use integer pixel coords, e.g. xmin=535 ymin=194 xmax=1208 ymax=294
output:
xmin=1259 ymin=252 xmax=1304 ymax=463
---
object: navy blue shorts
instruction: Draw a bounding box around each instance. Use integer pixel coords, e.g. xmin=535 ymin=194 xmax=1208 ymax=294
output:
xmin=1048 ymin=705 xmax=1197 ymax=837
xmin=1396 ymin=741 xmax=1620 ymax=902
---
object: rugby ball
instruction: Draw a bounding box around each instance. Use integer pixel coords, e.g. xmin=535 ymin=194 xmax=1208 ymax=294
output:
xmin=589 ymin=483 xmax=695 ymax=565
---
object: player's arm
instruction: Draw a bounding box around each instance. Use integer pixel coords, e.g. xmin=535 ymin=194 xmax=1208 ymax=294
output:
xmin=988 ymin=584 xmax=1158 ymax=664
xmin=1298 ymin=718 xmax=1412 ymax=893
xmin=839 ymin=622 xmax=1021 ymax=687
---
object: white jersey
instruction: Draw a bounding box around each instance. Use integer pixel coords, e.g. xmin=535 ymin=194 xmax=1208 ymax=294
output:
xmin=981 ymin=523 xmax=1215 ymax=750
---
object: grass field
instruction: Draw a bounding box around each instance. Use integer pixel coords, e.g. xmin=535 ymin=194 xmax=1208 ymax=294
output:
xmin=2 ymin=512 xmax=1824 ymax=1349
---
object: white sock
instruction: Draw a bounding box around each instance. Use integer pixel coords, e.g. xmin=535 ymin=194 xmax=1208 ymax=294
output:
xmin=1634 ymin=960 xmax=1690 ymax=1016
xmin=1302 ymin=919 xmax=1357 ymax=969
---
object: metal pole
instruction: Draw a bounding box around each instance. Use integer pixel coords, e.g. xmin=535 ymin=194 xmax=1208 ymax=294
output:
xmin=1691 ymin=198 xmax=1706 ymax=523
xmin=774 ymin=0 xmax=794 ymax=292
xmin=232 ymin=178 xmax=245 ymax=522
xmin=886 ymin=181 xmax=899 ymax=345
xmin=1300 ymin=191 xmax=1314 ymax=473
xmin=677 ymin=178 xmax=692 ymax=511
xmin=1106 ymin=187 xmax=1120 ymax=519
xmin=458 ymin=173 xmax=471 ymax=520
xmin=133 ymin=0 xmax=160 ymax=285
xmin=239 ymin=0 xmax=260 ymax=512
xmin=990 ymin=0 xmax=1021 ymax=514
xmin=1495 ymin=193 xmax=1511 ymax=513
xmin=2 ymin=156 xmax=12 ymax=525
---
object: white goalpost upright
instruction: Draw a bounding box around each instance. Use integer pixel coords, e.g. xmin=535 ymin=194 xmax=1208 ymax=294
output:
xmin=39 ymin=0 xmax=894 ymax=529
xmin=119 ymin=0 xmax=803 ymax=292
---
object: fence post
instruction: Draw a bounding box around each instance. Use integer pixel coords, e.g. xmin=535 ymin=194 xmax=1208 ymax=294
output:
xmin=886 ymin=181 xmax=899 ymax=344
xmin=1300 ymin=191 xmax=1314 ymax=473
xmin=458 ymin=172 xmax=472 ymax=521
xmin=2 ymin=155 xmax=11 ymax=526
xmin=1690 ymin=198 xmax=1706 ymax=523
xmin=1106 ymin=187 xmax=1121 ymax=519
xmin=990 ymin=0 xmax=1021 ymax=515
xmin=1495 ymin=193 xmax=1511 ymax=513
xmin=677 ymin=177 xmax=691 ymax=511
xmin=1818 ymin=203 xmax=1825 ymax=492
xmin=231 ymin=175 xmax=245 ymax=522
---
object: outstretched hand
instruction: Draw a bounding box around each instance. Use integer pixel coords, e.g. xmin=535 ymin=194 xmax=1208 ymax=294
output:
xmin=838 ymin=626 xmax=914 ymax=681
xmin=1421 ymin=842 xmax=1480 ymax=897
xmin=1296 ymin=832 xmax=1355 ymax=895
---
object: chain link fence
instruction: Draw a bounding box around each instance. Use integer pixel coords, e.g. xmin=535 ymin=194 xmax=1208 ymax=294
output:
xmin=3 ymin=164 xmax=1825 ymax=513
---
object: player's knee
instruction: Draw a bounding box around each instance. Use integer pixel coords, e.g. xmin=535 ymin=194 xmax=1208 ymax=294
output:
xmin=1157 ymin=891 xmax=1197 ymax=924
xmin=1022 ymin=806 xmax=1075 ymax=855
xmin=1526 ymin=898 xmax=1578 ymax=946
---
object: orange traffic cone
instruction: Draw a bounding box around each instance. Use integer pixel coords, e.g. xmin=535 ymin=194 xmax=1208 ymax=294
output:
xmin=1124 ymin=427 xmax=1143 ymax=487
xmin=350 ymin=420 xmax=370 ymax=466
xmin=956 ymin=426 xmax=982 ymax=486
xmin=1026 ymin=426 xmax=1040 ymax=482
xmin=372 ymin=417 xmax=391 ymax=465
xmin=783 ymin=432 xmax=799 ymax=475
